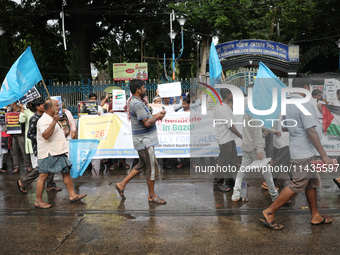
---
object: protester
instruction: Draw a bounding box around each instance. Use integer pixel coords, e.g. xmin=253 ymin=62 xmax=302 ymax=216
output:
xmin=260 ymin=78 xmax=334 ymax=230
xmin=61 ymin=101 xmax=77 ymax=140
xmin=231 ymin=113 xmax=279 ymax=202
xmin=18 ymin=102 xmax=34 ymax=172
xmin=162 ymin=96 xmax=182 ymax=113
xmin=34 ymin=99 xmax=86 ymax=208
xmin=8 ymin=102 xmax=31 ymax=174
xmin=115 ymin=79 xmax=167 ymax=204
xmin=0 ymin=123 xmax=8 ymax=173
xmin=213 ymin=89 xmax=242 ymax=192
xmin=312 ymin=89 xmax=325 ymax=118
xmin=16 ymin=98 xmax=61 ymax=194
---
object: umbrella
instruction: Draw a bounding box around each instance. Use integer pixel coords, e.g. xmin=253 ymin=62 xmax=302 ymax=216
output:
xmin=104 ymin=86 xmax=122 ymax=93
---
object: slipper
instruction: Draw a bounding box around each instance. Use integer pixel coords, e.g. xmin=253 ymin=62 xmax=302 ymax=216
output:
xmin=261 ymin=183 xmax=279 ymax=191
xmin=34 ymin=202 xmax=52 ymax=209
xmin=115 ymin=184 xmax=126 ymax=199
xmin=259 ymin=219 xmax=284 ymax=230
xmin=12 ymin=168 xmax=19 ymax=174
xmin=311 ymin=217 xmax=332 ymax=225
xmin=213 ymin=186 xmax=231 ymax=192
xmin=333 ymin=178 xmax=340 ymax=189
xmin=16 ymin=180 xmax=27 ymax=195
xmin=232 ymin=197 xmax=248 ymax=202
xmin=69 ymin=194 xmax=87 ymax=203
xmin=46 ymin=186 xmax=62 ymax=192
xmin=0 ymin=169 xmax=6 ymax=173
xmin=149 ymin=196 xmax=166 ymax=204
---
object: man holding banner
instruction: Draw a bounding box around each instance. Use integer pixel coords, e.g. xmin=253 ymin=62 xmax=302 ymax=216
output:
xmin=115 ymin=79 xmax=167 ymax=204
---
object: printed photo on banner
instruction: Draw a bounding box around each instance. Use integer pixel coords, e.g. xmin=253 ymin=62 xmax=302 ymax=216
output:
xmin=50 ymin=96 xmax=62 ymax=117
xmin=78 ymin=101 xmax=99 ymax=115
xmin=18 ymin=86 xmax=41 ymax=104
xmin=112 ymin=63 xmax=148 ymax=81
xmin=5 ymin=112 xmax=22 ymax=134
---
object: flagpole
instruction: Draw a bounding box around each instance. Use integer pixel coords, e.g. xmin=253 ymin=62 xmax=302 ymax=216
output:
xmin=221 ymin=71 xmax=226 ymax=84
xmin=41 ymin=79 xmax=57 ymax=113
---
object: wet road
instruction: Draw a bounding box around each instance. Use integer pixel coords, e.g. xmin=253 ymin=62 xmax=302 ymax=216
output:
xmin=0 ymin=162 xmax=340 ymax=254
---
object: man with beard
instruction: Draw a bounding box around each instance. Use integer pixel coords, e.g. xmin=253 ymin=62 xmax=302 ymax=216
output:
xmin=115 ymin=79 xmax=167 ymax=204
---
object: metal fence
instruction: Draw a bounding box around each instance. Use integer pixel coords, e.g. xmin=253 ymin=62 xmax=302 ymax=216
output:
xmin=36 ymin=78 xmax=194 ymax=116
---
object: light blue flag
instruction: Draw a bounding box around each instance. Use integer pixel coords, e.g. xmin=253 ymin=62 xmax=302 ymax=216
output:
xmin=209 ymin=42 xmax=222 ymax=87
xmin=0 ymin=46 xmax=42 ymax=108
xmin=245 ymin=62 xmax=287 ymax=129
xmin=69 ymin=139 xmax=100 ymax=178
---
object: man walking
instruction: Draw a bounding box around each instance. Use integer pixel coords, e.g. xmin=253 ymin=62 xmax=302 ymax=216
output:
xmin=213 ymin=88 xmax=242 ymax=192
xmin=34 ymin=99 xmax=86 ymax=209
xmin=261 ymin=78 xmax=334 ymax=230
xmin=115 ymin=79 xmax=167 ymax=204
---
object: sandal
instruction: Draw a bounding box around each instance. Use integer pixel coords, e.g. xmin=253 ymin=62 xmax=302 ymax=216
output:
xmin=0 ymin=169 xmax=6 ymax=173
xmin=34 ymin=202 xmax=52 ymax=209
xmin=311 ymin=217 xmax=332 ymax=225
xmin=12 ymin=168 xmax=19 ymax=174
xmin=16 ymin=180 xmax=27 ymax=194
xmin=149 ymin=196 xmax=166 ymax=204
xmin=69 ymin=194 xmax=87 ymax=203
xmin=115 ymin=184 xmax=126 ymax=199
xmin=46 ymin=186 xmax=62 ymax=192
xmin=232 ymin=197 xmax=248 ymax=202
xmin=259 ymin=219 xmax=284 ymax=230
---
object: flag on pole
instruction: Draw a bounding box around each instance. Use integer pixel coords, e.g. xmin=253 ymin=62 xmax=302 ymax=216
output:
xmin=245 ymin=62 xmax=287 ymax=129
xmin=322 ymin=104 xmax=340 ymax=136
xmin=0 ymin=46 xmax=42 ymax=108
xmin=69 ymin=139 xmax=100 ymax=178
xmin=209 ymin=42 xmax=222 ymax=87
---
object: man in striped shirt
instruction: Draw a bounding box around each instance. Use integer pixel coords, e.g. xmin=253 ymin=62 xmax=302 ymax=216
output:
xmin=115 ymin=79 xmax=167 ymax=204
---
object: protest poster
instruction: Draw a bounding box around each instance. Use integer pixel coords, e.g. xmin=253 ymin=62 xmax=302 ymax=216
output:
xmin=158 ymin=82 xmax=181 ymax=98
xmin=149 ymin=104 xmax=162 ymax=114
xmin=324 ymin=79 xmax=339 ymax=105
xmin=0 ymin=108 xmax=7 ymax=125
xmin=78 ymin=101 xmax=99 ymax=115
xmin=50 ymin=96 xmax=62 ymax=117
xmin=111 ymin=90 xmax=126 ymax=111
xmin=18 ymin=86 xmax=41 ymax=104
xmin=5 ymin=112 xmax=22 ymax=134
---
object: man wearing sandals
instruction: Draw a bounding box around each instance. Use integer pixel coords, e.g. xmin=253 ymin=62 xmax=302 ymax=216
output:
xmin=261 ymin=78 xmax=334 ymax=230
xmin=115 ymin=79 xmax=167 ymax=204
xmin=34 ymin=99 xmax=86 ymax=208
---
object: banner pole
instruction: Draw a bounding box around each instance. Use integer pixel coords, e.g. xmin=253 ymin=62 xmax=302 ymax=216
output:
xmin=41 ymin=79 xmax=57 ymax=113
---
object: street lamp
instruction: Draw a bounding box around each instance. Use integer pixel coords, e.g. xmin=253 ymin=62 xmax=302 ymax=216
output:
xmin=164 ymin=11 xmax=186 ymax=81
xmin=335 ymin=39 xmax=340 ymax=70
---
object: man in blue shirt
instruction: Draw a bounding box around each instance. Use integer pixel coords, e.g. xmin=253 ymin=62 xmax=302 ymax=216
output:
xmin=115 ymin=79 xmax=167 ymax=204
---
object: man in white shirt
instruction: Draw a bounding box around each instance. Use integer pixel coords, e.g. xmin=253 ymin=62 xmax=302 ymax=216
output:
xmin=162 ymin=97 xmax=182 ymax=113
xmin=35 ymin=99 xmax=87 ymax=209
xmin=213 ymin=89 xmax=242 ymax=192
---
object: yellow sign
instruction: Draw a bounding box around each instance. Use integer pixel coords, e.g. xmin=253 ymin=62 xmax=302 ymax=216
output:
xmin=78 ymin=115 xmax=122 ymax=149
xmin=113 ymin=63 xmax=148 ymax=81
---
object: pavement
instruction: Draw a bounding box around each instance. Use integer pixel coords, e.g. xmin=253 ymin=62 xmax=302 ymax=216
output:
xmin=1 ymin=159 xmax=340 ymax=254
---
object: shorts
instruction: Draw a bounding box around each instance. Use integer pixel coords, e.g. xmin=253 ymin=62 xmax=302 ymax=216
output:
xmin=288 ymin=156 xmax=321 ymax=194
xmin=134 ymin=146 xmax=159 ymax=181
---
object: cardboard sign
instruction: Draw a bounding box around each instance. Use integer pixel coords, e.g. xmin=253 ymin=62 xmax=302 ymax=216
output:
xmin=18 ymin=86 xmax=41 ymax=104
xmin=5 ymin=112 xmax=22 ymax=134
xmin=112 ymin=90 xmax=126 ymax=111
xmin=158 ymin=82 xmax=181 ymax=98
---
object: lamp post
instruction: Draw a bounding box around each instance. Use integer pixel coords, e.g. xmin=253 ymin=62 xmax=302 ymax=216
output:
xmin=164 ymin=11 xmax=186 ymax=81
xmin=335 ymin=39 xmax=340 ymax=70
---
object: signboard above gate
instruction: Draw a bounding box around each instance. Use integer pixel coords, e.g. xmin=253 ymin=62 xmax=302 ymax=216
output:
xmin=216 ymin=40 xmax=299 ymax=62
xmin=113 ymin=63 xmax=148 ymax=81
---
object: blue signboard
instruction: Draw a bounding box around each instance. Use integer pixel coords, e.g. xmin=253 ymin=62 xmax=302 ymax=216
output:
xmin=216 ymin=39 xmax=299 ymax=62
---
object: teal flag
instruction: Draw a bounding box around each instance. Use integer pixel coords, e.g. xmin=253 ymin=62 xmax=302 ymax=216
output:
xmin=0 ymin=47 xmax=42 ymax=108
xmin=245 ymin=62 xmax=287 ymax=128
xmin=209 ymin=42 xmax=222 ymax=87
